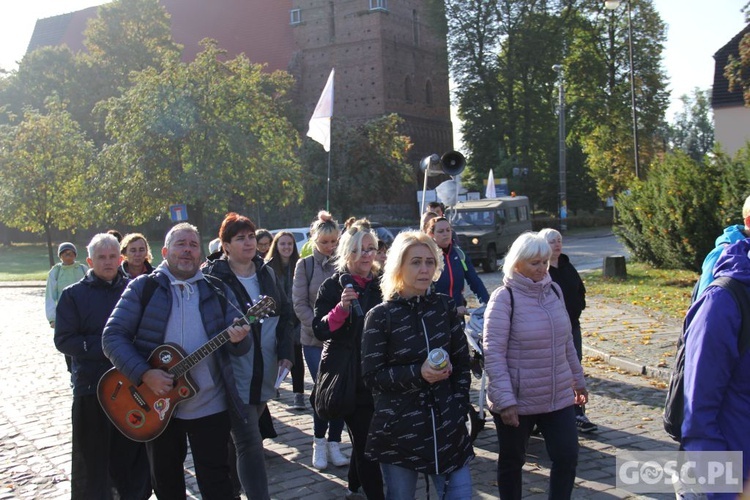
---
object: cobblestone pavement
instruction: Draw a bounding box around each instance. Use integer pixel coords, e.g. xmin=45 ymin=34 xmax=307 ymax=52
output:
xmin=0 ymin=278 xmax=682 ymax=499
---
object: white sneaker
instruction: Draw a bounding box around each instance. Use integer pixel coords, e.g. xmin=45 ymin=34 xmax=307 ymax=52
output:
xmin=312 ymin=437 xmax=328 ymax=470
xmin=327 ymin=441 xmax=349 ymax=467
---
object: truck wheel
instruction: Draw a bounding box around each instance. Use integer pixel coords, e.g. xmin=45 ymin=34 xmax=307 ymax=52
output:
xmin=482 ymin=247 xmax=498 ymax=273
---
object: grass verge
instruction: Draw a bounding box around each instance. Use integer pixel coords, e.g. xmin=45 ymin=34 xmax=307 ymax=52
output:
xmin=0 ymin=243 xmax=165 ymax=282
xmin=0 ymin=244 xmax=56 ymax=281
xmin=0 ymin=244 xmax=700 ymax=323
xmin=583 ymin=261 xmax=697 ymax=320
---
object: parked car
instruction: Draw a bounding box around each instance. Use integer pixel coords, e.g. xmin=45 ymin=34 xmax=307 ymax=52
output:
xmin=370 ymin=223 xmax=395 ymax=246
xmin=270 ymin=227 xmax=310 ymax=253
xmin=338 ymin=222 xmax=395 ymax=246
xmin=450 ymin=196 xmax=532 ymax=272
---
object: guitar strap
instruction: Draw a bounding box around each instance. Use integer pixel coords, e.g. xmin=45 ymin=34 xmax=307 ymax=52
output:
xmin=137 ymin=275 xmax=228 ymax=322
xmin=201 ymin=275 xmax=230 ymax=318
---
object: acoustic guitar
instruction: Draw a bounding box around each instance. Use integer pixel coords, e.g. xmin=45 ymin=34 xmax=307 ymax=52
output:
xmin=98 ymin=295 xmax=275 ymax=442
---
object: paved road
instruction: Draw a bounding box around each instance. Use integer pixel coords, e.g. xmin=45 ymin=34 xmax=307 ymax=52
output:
xmin=561 ymin=229 xmax=630 ymax=272
xmin=489 ymin=227 xmax=629 ymax=274
xmin=0 ymin=279 xmax=682 ymax=499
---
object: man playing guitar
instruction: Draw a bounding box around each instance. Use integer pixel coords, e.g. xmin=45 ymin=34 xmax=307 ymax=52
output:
xmin=103 ymin=223 xmax=250 ymax=498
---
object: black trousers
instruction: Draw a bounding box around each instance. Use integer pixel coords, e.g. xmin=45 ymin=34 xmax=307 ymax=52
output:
xmin=71 ymin=395 xmax=151 ymax=500
xmin=344 ymin=404 xmax=384 ymax=500
xmin=493 ymin=405 xmax=579 ymax=500
xmin=291 ymin=342 xmax=305 ymax=394
xmin=145 ymin=411 xmax=233 ymax=500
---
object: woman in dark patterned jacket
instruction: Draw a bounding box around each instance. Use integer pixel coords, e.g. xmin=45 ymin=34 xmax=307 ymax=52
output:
xmin=362 ymin=230 xmax=474 ymax=499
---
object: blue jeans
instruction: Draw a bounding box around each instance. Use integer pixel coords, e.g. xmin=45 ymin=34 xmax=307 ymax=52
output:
xmin=303 ymin=344 xmax=344 ymax=441
xmin=492 ymin=405 xmax=578 ymax=500
xmin=381 ymin=463 xmax=472 ymax=500
xmin=230 ymin=404 xmax=269 ymax=500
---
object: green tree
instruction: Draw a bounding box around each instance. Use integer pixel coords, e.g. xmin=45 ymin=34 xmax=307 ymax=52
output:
xmin=724 ymin=3 xmax=750 ymax=106
xmin=565 ymin=0 xmax=668 ymax=200
xmin=715 ymin=143 xmax=750 ymax=227
xmin=0 ymin=46 xmax=78 ymax=124
xmin=79 ymin=0 xmax=182 ymax=144
xmin=301 ymin=114 xmax=414 ymax=218
xmin=83 ymin=0 xmax=181 ymax=90
xmin=0 ymin=103 xmax=95 ymax=265
xmin=614 ymin=151 xmax=722 ymax=271
xmin=444 ymin=0 xmax=601 ymax=213
xmin=95 ymin=40 xmax=302 ymax=234
xmin=667 ymin=88 xmax=714 ymax=162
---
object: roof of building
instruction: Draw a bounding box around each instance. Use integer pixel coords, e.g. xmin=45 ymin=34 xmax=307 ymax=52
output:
xmin=25 ymin=0 xmax=296 ymax=72
xmin=26 ymin=6 xmax=99 ymax=57
xmin=712 ymin=24 xmax=750 ymax=109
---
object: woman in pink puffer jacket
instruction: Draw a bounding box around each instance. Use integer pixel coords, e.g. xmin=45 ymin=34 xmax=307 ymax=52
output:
xmin=483 ymin=232 xmax=588 ymax=500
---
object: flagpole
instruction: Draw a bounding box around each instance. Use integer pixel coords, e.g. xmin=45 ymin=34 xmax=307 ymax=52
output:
xmin=306 ymin=68 xmax=335 ymax=210
xmin=326 ymin=151 xmax=331 ymax=212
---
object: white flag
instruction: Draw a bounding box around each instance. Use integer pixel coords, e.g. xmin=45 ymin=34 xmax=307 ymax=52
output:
xmin=307 ymin=68 xmax=334 ymax=152
xmin=485 ymin=169 xmax=496 ymax=199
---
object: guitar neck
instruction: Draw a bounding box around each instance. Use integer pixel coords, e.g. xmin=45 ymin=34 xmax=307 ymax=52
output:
xmin=168 ymin=314 xmax=257 ymax=379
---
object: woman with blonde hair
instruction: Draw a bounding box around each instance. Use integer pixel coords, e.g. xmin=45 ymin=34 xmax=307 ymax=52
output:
xmin=362 ymin=231 xmax=473 ymax=498
xmin=119 ymin=233 xmax=154 ymax=278
xmin=313 ymin=219 xmax=384 ymax=500
xmin=292 ymin=211 xmax=350 ymax=472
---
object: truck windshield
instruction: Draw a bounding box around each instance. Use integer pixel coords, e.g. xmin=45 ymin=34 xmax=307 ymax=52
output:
xmin=453 ymin=210 xmax=494 ymax=226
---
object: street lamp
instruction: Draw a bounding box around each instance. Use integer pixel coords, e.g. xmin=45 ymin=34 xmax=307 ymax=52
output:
xmin=552 ymin=64 xmax=567 ymax=232
xmin=605 ymin=0 xmax=640 ymax=179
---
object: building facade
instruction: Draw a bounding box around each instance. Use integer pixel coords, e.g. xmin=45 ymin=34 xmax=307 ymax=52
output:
xmin=712 ymin=25 xmax=750 ymax=156
xmin=26 ymin=0 xmax=454 ymax=162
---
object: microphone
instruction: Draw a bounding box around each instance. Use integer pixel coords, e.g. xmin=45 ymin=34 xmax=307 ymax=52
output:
xmin=339 ymin=274 xmax=364 ymax=317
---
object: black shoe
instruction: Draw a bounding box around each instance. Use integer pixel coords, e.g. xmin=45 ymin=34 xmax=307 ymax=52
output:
xmin=576 ymin=414 xmax=598 ymax=433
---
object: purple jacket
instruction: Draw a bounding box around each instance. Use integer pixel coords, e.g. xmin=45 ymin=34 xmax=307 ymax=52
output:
xmin=682 ymin=238 xmax=750 ymax=492
xmin=482 ymin=272 xmax=585 ymax=415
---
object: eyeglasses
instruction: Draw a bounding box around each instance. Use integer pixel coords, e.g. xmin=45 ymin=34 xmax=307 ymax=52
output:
xmin=352 ymin=247 xmax=378 ymax=256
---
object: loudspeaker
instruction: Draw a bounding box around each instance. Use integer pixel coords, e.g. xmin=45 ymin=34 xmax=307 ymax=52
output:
xmin=440 ymin=151 xmax=465 ymax=176
xmin=420 ymin=151 xmax=466 ymax=177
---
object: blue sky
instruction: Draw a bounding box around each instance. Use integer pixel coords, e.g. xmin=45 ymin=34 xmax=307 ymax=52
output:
xmin=1 ymin=0 xmax=747 ymax=123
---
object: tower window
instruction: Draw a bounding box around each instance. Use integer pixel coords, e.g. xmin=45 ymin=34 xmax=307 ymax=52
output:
xmin=290 ymin=9 xmax=301 ymax=25
xmin=369 ymin=0 xmax=387 ymax=11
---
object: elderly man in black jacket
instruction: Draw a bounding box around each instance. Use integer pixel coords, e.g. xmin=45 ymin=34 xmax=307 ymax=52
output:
xmin=54 ymin=233 xmax=151 ymax=500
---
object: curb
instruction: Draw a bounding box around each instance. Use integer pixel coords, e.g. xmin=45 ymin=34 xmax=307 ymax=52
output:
xmin=0 ymin=281 xmax=46 ymax=288
xmin=583 ymin=345 xmax=672 ymax=381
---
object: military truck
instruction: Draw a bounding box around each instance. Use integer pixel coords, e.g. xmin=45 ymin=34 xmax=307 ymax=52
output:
xmin=450 ymin=196 xmax=532 ymax=272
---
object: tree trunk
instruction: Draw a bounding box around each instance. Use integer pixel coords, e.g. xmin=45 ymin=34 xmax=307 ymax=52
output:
xmin=45 ymin=225 xmax=55 ymax=268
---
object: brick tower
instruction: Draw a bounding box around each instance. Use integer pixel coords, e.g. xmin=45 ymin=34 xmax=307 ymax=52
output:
xmin=290 ymin=0 xmax=454 ymax=160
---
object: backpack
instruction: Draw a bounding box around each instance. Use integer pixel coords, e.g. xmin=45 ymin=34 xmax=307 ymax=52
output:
xmin=302 ymin=255 xmax=315 ymax=284
xmin=504 ymin=284 xmax=560 ymax=323
xmin=454 ymin=246 xmax=468 ymax=272
xmin=54 ymin=262 xmax=87 ymax=282
xmin=663 ymin=276 xmax=750 ymax=442
xmin=138 ymin=274 xmax=228 ymax=317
